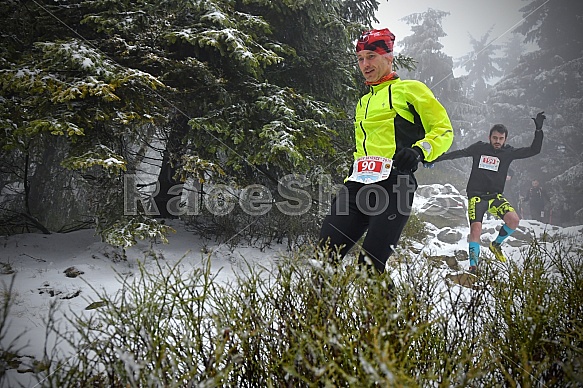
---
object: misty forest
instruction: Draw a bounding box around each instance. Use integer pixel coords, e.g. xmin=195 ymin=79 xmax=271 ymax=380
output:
xmin=1 ymin=0 xmax=582 ymax=245
xmin=2 ymin=1 xmax=583 ymax=387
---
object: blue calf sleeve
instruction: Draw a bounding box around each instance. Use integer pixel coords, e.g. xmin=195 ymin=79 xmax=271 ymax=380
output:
xmin=469 ymin=242 xmax=480 ymax=267
xmin=495 ymin=224 xmax=515 ymax=245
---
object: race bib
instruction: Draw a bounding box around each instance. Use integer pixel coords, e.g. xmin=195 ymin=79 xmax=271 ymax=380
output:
xmin=347 ymin=156 xmax=393 ymax=184
xmin=478 ymin=155 xmax=500 ymax=172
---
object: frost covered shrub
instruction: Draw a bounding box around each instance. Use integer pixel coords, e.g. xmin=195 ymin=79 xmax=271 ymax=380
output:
xmin=184 ymin=200 xmax=321 ymax=251
xmin=100 ymin=216 xmax=176 ymax=248
xmin=40 ymin=259 xmax=236 ymax=387
xmin=36 ymin=240 xmax=583 ymax=387
xmin=476 ymin=238 xmax=583 ymax=386
xmin=400 ymin=211 xmax=429 ymax=245
xmin=0 ymin=275 xmax=27 ymax=385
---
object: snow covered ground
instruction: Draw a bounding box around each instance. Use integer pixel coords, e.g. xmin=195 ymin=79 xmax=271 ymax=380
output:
xmin=0 ymin=219 xmax=289 ymax=386
xmin=1 ymin=188 xmax=582 ymax=386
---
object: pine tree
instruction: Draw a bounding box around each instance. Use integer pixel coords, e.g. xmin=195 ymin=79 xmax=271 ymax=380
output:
xmin=0 ymin=0 xmax=380 ymax=243
xmin=498 ymin=32 xmax=525 ymax=78
xmin=455 ymin=27 xmax=504 ymax=103
xmin=398 ymin=8 xmax=458 ymax=103
xmin=0 ymin=1 xmax=171 ymax=238
xmin=395 ymin=7 xmax=483 ymax=188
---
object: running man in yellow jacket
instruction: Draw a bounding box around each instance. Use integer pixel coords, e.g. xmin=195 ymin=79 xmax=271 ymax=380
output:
xmin=318 ymin=28 xmax=454 ymax=274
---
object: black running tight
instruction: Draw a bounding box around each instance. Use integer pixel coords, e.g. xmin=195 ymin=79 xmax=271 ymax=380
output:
xmin=318 ymin=173 xmax=416 ymax=273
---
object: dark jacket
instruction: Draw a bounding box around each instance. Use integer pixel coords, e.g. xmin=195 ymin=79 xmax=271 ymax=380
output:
xmin=525 ymin=186 xmax=549 ymax=210
xmin=435 ymin=130 xmax=543 ymax=197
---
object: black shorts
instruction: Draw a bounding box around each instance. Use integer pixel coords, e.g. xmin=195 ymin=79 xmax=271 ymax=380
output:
xmin=468 ymin=193 xmax=515 ymax=224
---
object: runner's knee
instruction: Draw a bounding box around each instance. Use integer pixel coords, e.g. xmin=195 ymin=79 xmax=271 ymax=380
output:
xmin=504 ymin=212 xmax=520 ymax=229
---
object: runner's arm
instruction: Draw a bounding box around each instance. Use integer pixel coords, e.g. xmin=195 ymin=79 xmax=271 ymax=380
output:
xmin=432 ymin=144 xmax=475 ymax=162
xmin=405 ymin=81 xmax=454 ymax=162
xmin=510 ymin=129 xmax=544 ymax=160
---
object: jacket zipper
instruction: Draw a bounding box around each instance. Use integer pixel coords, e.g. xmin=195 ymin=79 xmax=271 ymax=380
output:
xmin=360 ymin=90 xmax=374 ymax=156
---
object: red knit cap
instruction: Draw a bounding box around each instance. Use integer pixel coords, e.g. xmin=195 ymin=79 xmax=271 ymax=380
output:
xmin=355 ymin=28 xmax=395 ymax=55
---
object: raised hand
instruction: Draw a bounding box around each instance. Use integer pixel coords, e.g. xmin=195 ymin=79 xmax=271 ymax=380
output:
xmin=532 ymin=111 xmax=546 ymax=130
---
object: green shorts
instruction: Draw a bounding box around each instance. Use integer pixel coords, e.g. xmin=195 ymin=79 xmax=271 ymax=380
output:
xmin=468 ymin=194 xmax=515 ymax=224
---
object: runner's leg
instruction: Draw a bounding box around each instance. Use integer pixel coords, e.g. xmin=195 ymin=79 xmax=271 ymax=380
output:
xmin=358 ymin=174 xmax=415 ymax=273
xmin=490 ymin=194 xmax=518 ymax=245
xmin=318 ymin=181 xmax=368 ymax=261
xmin=468 ymin=196 xmax=488 ymax=272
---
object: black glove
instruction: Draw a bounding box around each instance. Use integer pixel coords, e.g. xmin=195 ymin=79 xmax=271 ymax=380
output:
xmin=532 ymin=111 xmax=546 ymax=130
xmin=393 ymin=146 xmax=424 ymax=171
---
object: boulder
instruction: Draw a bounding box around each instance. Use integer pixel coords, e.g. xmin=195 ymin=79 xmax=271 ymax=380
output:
xmin=437 ymin=228 xmax=463 ymax=244
xmin=415 ymin=184 xmax=468 ymax=229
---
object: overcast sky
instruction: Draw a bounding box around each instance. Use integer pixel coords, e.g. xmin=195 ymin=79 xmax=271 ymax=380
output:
xmin=373 ymin=0 xmax=528 ymax=60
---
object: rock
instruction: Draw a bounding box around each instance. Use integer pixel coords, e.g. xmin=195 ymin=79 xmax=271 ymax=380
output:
xmin=424 ymin=254 xmax=461 ymax=271
xmin=454 ymin=250 xmax=468 ymax=260
xmin=64 ymin=266 xmax=84 ymax=278
xmin=437 ymin=228 xmax=463 ymax=244
xmin=0 ymin=262 xmax=15 ymax=274
xmin=416 ymin=184 xmax=468 ymax=229
xmin=446 ymin=272 xmax=479 ymax=289
xmin=507 ymin=227 xmax=532 ymax=246
xmin=445 ymin=255 xmax=461 ymax=270
xmin=480 ymin=236 xmax=491 ymax=245
xmin=85 ymin=300 xmax=108 ymax=310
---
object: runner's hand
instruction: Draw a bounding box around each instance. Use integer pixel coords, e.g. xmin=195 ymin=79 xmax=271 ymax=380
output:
xmin=394 ymin=147 xmax=424 ymax=171
xmin=532 ymin=111 xmax=546 ymax=130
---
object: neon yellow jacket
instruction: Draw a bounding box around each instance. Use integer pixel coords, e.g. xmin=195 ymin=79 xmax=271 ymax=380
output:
xmin=354 ymin=78 xmax=453 ymax=163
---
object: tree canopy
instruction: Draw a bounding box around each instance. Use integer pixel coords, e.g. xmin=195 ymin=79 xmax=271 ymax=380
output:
xmin=455 ymin=27 xmax=504 ymax=103
xmin=484 ymin=0 xmax=583 ymax=224
xmin=0 ymin=0 xmax=380 ymax=242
